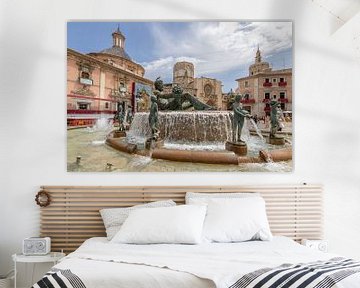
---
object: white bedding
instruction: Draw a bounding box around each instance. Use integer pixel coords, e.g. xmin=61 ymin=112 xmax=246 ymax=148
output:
xmin=53 ymin=237 xmax=360 ymax=288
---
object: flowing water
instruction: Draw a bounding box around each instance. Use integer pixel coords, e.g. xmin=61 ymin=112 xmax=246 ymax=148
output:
xmin=126 ymin=111 xmax=234 ymax=145
xmin=249 ymin=118 xmax=265 ymax=142
xmin=87 ymin=117 xmax=113 ymax=132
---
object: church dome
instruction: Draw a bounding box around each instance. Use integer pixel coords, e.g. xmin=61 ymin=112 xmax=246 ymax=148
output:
xmin=98 ymin=46 xmax=132 ymax=60
xmin=95 ymin=27 xmax=132 ymax=61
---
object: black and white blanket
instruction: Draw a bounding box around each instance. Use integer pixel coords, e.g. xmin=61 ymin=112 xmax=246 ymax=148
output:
xmin=229 ymin=258 xmax=360 ymax=288
xmin=32 ymin=258 xmax=360 ymax=288
xmin=32 ymin=268 xmax=86 ymax=288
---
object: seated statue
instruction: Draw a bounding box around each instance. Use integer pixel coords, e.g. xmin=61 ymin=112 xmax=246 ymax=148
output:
xmin=154 ymin=77 xmax=214 ymax=111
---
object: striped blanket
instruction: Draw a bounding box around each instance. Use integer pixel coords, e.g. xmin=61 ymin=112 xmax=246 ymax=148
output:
xmin=32 ymin=269 xmax=86 ymax=288
xmin=230 ymin=258 xmax=360 ymax=288
xmin=32 ymin=258 xmax=360 ymax=288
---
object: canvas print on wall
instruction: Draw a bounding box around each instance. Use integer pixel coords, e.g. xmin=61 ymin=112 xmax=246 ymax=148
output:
xmin=67 ymin=21 xmax=293 ymax=172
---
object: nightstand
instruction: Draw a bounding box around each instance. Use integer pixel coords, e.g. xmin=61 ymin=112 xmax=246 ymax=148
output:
xmin=301 ymin=239 xmax=328 ymax=252
xmin=12 ymin=252 xmax=65 ymax=288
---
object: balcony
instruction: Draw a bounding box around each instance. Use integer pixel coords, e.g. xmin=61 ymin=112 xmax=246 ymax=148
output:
xmin=263 ymin=82 xmax=272 ymax=87
xmin=278 ymin=81 xmax=287 ymax=87
xmin=264 ymin=106 xmax=271 ymax=112
xmin=67 ymin=109 xmax=116 ymax=114
xmin=279 ymin=98 xmax=289 ymax=103
xmin=262 ymin=98 xmax=271 ymax=103
xmin=241 ymin=98 xmax=255 ymax=104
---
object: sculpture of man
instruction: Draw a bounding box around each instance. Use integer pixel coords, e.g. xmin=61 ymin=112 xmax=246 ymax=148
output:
xmin=149 ymin=95 xmax=159 ymax=141
xmin=126 ymin=106 xmax=133 ymax=125
xmin=172 ymin=85 xmax=183 ymax=111
xmin=154 ymin=77 xmax=164 ymax=92
xmin=270 ymin=97 xmax=280 ymax=138
xmin=232 ymin=94 xmax=252 ymax=143
xmin=117 ymin=102 xmax=125 ymax=131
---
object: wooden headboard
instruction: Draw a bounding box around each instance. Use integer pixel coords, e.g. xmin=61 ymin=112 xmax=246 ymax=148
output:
xmin=39 ymin=184 xmax=323 ymax=253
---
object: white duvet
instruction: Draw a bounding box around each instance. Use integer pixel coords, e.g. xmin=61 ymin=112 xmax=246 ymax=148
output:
xmin=54 ymin=237 xmax=360 ymax=288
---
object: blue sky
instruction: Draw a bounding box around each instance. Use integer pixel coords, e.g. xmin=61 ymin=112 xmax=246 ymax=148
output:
xmin=68 ymin=22 xmax=292 ymax=92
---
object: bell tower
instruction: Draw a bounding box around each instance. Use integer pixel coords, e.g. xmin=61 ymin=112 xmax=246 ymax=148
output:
xmin=249 ymin=46 xmax=271 ymax=76
xmin=255 ymin=45 xmax=262 ymax=63
xmin=112 ymin=26 xmax=125 ymax=49
xmin=173 ymin=61 xmax=194 ymax=86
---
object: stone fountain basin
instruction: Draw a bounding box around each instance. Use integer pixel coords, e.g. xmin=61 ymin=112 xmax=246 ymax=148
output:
xmin=106 ymin=132 xmax=292 ymax=165
xmin=106 ymin=111 xmax=292 ymax=165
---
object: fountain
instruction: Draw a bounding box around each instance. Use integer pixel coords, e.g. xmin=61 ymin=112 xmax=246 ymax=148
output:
xmin=105 ymin=77 xmax=292 ymax=166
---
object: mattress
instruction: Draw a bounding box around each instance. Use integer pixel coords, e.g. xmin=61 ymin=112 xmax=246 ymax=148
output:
xmin=35 ymin=236 xmax=360 ymax=288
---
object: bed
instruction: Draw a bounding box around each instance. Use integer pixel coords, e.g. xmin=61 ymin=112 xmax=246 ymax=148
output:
xmin=33 ymin=185 xmax=360 ymax=288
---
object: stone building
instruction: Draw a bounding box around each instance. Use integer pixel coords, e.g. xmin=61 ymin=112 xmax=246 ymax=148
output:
xmin=67 ymin=27 xmax=153 ymax=126
xmin=163 ymin=61 xmax=223 ymax=109
xmin=235 ymin=47 xmax=292 ymax=118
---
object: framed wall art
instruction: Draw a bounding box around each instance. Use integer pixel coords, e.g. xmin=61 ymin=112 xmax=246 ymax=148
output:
xmin=67 ymin=21 xmax=293 ymax=172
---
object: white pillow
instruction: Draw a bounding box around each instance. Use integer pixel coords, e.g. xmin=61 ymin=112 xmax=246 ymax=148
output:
xmin=100 ymin=200 xmax=176 ymax=240
xmin=186 ymin=192 xmax=259 ymax=205
xmin=111 ymin=205 xmax=207 ymax=244
xmin=202 ymin=197 xmax=272 ymax=243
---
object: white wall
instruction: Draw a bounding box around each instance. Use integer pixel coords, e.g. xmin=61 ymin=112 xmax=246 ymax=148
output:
xmin=1 ymin=0 xmax=360 ymax=286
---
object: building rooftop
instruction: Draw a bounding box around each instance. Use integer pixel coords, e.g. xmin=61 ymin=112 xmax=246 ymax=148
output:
xmin=235 ymin=68 xmax=292 ymax=81
xmin=97 ymin=46 xmax=132 ymax=60
xmin=95 ymin=27 xmax=132 ymax=60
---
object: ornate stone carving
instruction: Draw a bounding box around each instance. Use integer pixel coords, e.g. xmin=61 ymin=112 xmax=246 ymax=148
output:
xmin=204 ymin=84 xmax=213 ymax=97
xmin=71 ymin=86 xmax=95 ymax=96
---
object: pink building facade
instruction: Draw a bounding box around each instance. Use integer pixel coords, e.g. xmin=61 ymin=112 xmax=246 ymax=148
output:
xmin=67 ymin=28 xmax=153 ymax=127
xmin=236 ymin=48 xmax=292 ymax=118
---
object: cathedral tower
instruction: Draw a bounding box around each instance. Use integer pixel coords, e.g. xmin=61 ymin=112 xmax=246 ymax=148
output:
xmin=173 ymin=61 xmax=194 ymax=87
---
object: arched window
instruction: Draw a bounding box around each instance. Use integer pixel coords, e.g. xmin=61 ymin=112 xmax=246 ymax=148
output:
xmin=79 ymin=65 xmax=93 ymax=85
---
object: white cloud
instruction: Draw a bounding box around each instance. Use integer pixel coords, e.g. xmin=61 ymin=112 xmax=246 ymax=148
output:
xmin=142 ymin=21 xmax=292 ymax=82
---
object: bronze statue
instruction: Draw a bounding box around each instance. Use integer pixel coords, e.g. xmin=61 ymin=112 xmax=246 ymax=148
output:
xmin=270 ymin=97 xmax=280 ymax=138
xmin=149 ymin=95 xmax=159 ymax=141
xmin=154 ymin=77 xmax=164 ymax=92
xmin=126 ymin=106 xmax=133 ymax=125
xmin=172 ymin=85 xmax=183 ymax=110
xmin=152 ymin=76 xmax=214 ymax=111
xmin=116 ymin=102 xmax=125 ymax=131
xmin=232 ymin=94 xmax=252 ymax=143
